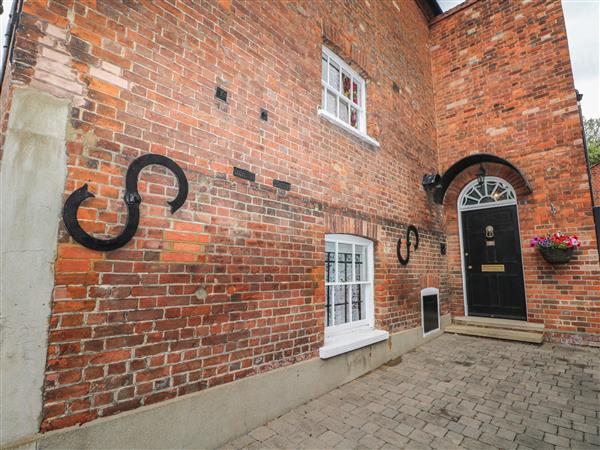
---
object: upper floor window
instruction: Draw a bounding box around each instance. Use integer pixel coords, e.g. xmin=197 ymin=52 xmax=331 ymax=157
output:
xmin=321 ymin=47 xmax=366 ymax=134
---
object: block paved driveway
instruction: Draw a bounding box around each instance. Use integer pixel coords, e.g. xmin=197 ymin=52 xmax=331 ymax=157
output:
xmin=222 ymin=334 xmax=599 ymax=450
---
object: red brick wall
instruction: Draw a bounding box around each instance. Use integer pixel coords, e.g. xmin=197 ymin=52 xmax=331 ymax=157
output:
xmin=593 ymin=164 xmax=600 ymax=205
xmin=8 ymin=0 xmax=448 ymax=431
xmin=431 ymin=0 xmax=600 ymax=342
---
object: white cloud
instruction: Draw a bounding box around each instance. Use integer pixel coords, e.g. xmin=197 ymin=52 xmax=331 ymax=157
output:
xmin=562 ymin=0 xmax=600 ymax=118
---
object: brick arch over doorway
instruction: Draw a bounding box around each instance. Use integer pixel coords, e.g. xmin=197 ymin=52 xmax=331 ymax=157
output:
xmin=433 ymin=153 xmax=533 ymax=205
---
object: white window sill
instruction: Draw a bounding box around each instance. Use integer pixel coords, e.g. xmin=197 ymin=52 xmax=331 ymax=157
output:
xmin=317 ymin=109 xmax=380 ymax=148
xmin=319 ymin=325 xmax=389 ymax=359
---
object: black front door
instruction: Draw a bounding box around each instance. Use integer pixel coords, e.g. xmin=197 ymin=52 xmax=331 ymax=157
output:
xmin=461 ymin=205 xmax=527 ymax=320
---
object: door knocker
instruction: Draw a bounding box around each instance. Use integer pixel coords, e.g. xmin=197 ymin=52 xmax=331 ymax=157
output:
xmin=485 ymin=225 xmax=494 ymax=240
xmin=397 ymin=225 xmax=419 ymax=266
xmin=63 ymin=154 xmax=188 ymax=251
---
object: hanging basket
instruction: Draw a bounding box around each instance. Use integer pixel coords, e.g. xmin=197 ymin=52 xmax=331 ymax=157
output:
xmin=539 ymin=247 xmax=574 ymax=264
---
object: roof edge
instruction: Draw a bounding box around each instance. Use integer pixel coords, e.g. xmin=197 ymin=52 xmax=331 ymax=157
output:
xmin=415 ymin=0 xmax=443 ymax=20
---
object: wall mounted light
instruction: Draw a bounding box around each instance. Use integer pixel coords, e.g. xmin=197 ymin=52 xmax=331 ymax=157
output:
xmin=476 ymin=164 xmax=486 ymax=186
xmin=422 ymin=173 xmax=441 ymax=191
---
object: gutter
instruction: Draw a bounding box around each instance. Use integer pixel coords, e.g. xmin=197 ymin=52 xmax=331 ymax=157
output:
xmin=416 ymin=0 xmax=443 ymax=21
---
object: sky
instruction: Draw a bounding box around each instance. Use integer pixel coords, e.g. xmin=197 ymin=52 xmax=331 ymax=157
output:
xmin=0 ymin=0 xmax=598 ymax=117
xmin=439 ymin=0 xmax=600 ymax=119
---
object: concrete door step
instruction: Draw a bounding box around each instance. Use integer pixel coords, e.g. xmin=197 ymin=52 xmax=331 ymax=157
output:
xmin=452 ymin=316 xmax=544 ymax=333
xmin=445 ymin=324 xmax=544 ymax=344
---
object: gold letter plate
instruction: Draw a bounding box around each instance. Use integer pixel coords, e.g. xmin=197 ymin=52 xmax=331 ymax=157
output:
xmin=481 ymin=264 xmax=505 ymax=272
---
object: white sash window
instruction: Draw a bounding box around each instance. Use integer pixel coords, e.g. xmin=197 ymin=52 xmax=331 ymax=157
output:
xmin=321 ymin=235 xmax=388 ymax=359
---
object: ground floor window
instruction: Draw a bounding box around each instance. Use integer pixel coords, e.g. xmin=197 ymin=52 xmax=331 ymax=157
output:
xmin=320 ymin=234 xmax=387 ymax=359
xmin=325 ymin=234 xmax=373 ymax=329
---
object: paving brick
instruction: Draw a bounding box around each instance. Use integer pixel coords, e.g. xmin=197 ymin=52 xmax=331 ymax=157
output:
xmin=408 ymin=428 xmax=435 ymax=445
xmin=423 ymin=422 xmax=447 ymax=438
xmin=447 ymin=421 xmax=466 ymax=434
xmin=585 ymin=433 xmax=600 ymax=446
xmin=318 ymin=430 xmax=344 ymax=447
xmin=459 ymin=416 xmax=482 ymax=429
xmin=572 ymin=421 xmax=598 ymax=434
xmin=376 ymin=427 xmax=410 ymax=446
xmin=357 ymin=433 xmax=385 ymax=449
xmin=543 ymin=432 xmax=570 ymax=447
xmin=222 ymin=336 xmax=600 ymax=450
xmin=524 ymin=419 xmax=558 ymax=434
xmin=445 ymin=430 xmax=464 ymax=445
xmin=334 ymin=438 xmax=358 ymax=449
xmin=496 ymin=428 xmax=516 ymax=441
xmin=462 ymin=426 xmax=482 ymax=440
xmin=262 ymin=434 xmax=296 ymax=449
xmin=515 ymin=433 xmax=555 ymax=450
xmin=394 ymin=422 xmax=415 ymax=437
xmin=557 ymin=426 xmax=583 ymax=441
xmin=479 ymin=431 xmax=518 ymax=449
xmin=461 ymin=437 xmax=497 ymax=450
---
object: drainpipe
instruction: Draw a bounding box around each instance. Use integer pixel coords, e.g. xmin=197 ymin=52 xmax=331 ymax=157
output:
xmin=576 ymin=90 xmax=600 ymax=259
xmin=0 ymin=0 xmax=23 ymax=95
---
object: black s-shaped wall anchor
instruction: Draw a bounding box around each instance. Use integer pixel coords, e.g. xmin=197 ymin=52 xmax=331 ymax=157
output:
xmin=397 ymin=225 xmax=419 ymax=266
xmin=63 ymin=154 xmax=188 ymax=252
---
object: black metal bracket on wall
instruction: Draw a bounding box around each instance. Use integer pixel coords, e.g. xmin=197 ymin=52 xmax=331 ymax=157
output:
xmin=63 ymin=154 xmax=188 ymax=251
xmin=397 ymin=225 xmax=419 ymax=266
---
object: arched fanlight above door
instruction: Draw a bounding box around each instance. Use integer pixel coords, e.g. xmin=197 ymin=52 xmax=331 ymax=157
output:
xmin=458 ymin=177 xmax=517 ymax=210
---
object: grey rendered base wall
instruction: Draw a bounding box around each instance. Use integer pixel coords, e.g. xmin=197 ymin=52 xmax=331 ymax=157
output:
xmin=8 ymin=315 xmax=450 ymax=450
xmin=0 ymin=88 xmax=69 ymax=446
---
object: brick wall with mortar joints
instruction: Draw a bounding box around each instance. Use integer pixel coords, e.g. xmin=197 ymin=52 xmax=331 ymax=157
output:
xmin=5 ymin=0 xmax=449 ymax=431
xmin=431 ymin=0 xmax=600 ymax=342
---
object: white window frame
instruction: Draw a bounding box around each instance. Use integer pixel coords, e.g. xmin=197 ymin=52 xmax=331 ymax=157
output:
xmin=458 ymin=177 xmax=517 ymax=211
xmin=320 ymin=234 xmax=388 ymax=359
xmin=318 ymin=47 xmax=379 ymax=147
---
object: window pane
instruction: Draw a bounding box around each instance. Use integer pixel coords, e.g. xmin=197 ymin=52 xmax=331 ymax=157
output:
xmin=350 ymin=107 xmax=358 ymax=129
xmin=326 ymin=90 xmax=337 ymax=116
xmin=338 ymin=243 xmax=352 ymax=282
xmin=326 ymin=286 xmax=334 ymax=326
xmin=322 ymin=56 xmax=328 ymax=82
xmin=325 ymin=241 xmax=335 ymax=283
xmin=342 ymin=72 xmax=351 ymax=99
xmin=351 ymin=284 xmax=364 ymax=321
xmin=355 ymin=245 xmax=367 ymax=281
xmin=329 ymin=62 xmax=340 ymax=90
xmin=334 ymin=285 xmax=349 ymax=325
xmin=353 ymin=80 xmax=360 ymax=106
xmin=339 ymin=99 xmax=349 ymax=124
